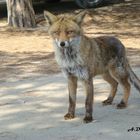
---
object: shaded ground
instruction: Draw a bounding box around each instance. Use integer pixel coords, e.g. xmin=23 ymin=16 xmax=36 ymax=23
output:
xmin=0 ymin=0 xmax=140 ymax=140
xmin=0 ymin=71 xmax=140 ymax=140
xmin=0 ymin=47 xmax=140 ymax=83
xmin=0 ymin=0 xmax=140 ymax=82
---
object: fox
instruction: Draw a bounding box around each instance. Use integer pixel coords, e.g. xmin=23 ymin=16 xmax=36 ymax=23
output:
xmin=44 ymin=11 xmax=140 ymax=123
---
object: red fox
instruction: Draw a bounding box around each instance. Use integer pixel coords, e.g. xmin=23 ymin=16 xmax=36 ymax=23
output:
xmin=44 ymin=11 xmax=140 ymax=123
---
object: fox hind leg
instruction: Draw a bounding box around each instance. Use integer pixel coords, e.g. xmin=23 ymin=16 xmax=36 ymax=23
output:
xmin=117 ymin=77 xmax=130 ymax=109
xmin=109 ymin=66 xmax=130 ymax=109
xmin=102 ymin=72 xmax=118 ymax=106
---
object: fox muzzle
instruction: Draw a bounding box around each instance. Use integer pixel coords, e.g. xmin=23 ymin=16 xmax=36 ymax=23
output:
xmin=54 ymin=36 xmax=81 ymax=48
xmin=55 ymin=39 xmax=69 ymax=48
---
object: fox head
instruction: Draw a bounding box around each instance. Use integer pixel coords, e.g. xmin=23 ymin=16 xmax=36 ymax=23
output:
xmin=44 ymin=11 xmax=86 ymax=48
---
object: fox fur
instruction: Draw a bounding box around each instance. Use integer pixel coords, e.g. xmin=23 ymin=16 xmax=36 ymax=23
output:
xmin=44 ymin=11 xmax=140 ymax=123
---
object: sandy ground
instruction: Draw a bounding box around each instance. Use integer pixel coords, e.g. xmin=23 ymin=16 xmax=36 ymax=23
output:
xmin=0 ymin=0 xmax=140 ymax=139
xmin=0 ymin=70 xmax=140 ymax=140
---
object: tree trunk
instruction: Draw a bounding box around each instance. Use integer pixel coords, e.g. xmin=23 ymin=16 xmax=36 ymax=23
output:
xmin=6 ymin=0 xmax=36 ymax=28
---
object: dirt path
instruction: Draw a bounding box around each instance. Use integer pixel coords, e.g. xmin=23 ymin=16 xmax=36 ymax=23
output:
xmin=0 ymin=0 xmax=140 ymax=139
xmin=0 ymin=70 xmax=140 ymax=140
xmin=0 ymin=0 xmax=140 ymax=82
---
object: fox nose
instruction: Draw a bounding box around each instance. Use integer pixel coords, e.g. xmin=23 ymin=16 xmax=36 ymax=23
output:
xmin=60 ymin=41 xmax=65 ymax=47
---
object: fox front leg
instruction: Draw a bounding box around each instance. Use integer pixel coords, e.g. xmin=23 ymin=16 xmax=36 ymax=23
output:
xmin=64 ymin=76 xmax=78 ymax=120
xmin=83 ymin=78 xmax=94 ymax=123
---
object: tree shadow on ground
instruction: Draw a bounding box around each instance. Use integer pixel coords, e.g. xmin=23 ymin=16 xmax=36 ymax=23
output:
xmin=126 ymin=48 xmax=140 ymax=67
xmin=1 ymin=0 xmax=139 ymax=39
xmin=0 ymin=51 xmax=60 ymax=83
xmin=0 ymin=46 xmax=140 ymax=83
xmin=0 ymin=66 xmax=140 ymax=140
xmin=85 ymin=1 xmax=140 ymax=39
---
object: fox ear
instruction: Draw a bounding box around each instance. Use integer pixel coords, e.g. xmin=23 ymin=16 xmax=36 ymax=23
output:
xmin=74 ymin=11 xmax=87 ymax=25
xmin=44 ymin=11 xmax=57 ymax=25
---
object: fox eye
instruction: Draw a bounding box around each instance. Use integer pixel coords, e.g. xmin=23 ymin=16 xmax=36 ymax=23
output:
xmin=53 ymin=31 xmax=59 ymax=35
xmin=67 ymin=30 xmax=74 ymax=34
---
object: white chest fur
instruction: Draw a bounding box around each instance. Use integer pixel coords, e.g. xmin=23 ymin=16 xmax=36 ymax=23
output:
xmin=53 ymin=37 xmax=89 ymax=79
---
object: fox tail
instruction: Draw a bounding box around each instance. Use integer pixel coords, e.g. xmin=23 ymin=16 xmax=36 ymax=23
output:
xmin=128 ymin=64 xmax=140 ymax=92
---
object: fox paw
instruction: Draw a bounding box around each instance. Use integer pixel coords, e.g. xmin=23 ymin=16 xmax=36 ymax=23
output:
xmin=64 ymin=113 xmax=74 ymax=120
xmin=83 ymin=116 xmax=93 ymax=123
xmin=102 ymin=97 xmax=113 ymax=106
xmin=117 ymin=100 xmax=127 ymax=109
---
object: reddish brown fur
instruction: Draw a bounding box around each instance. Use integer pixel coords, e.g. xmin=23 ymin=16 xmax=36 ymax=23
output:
xmin=44 ymin=11 xmax=140 ymax=123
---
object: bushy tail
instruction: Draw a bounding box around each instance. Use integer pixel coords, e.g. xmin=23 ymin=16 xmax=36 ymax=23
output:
xmin=128 ymin=64 xmax=140 ymax=92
